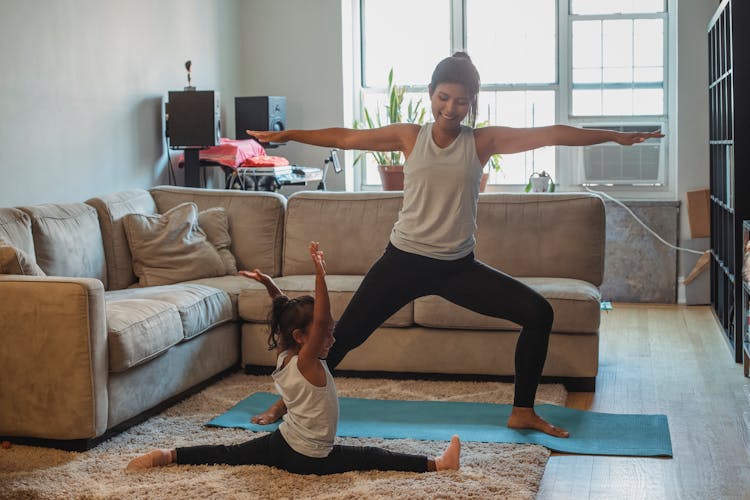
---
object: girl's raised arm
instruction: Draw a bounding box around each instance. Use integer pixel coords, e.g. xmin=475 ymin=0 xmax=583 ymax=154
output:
xmin=238 ymin=269 xmax=283 ymax=299
xmin=296 ymin=242 xmax=335 ymax=385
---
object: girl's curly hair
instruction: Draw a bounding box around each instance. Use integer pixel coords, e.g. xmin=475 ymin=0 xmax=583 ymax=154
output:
xmin=267 ymin=295 xmax=315 ymax=351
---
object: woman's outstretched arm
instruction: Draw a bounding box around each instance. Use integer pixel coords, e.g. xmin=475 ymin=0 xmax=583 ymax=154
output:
xmin=475 ymin=125 xmax=664 ymax=160
xmin=247 ymin=124 xmax=420 ymax=156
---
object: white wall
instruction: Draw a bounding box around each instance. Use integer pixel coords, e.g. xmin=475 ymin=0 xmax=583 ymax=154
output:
xmin=235 ymin=0 xmax=349 ymax=192
xmin=0 ymin=0 xmax=718 ymax=207
xmin=676 ymin=0 xmax=720 ymax=240
xmin=0 ymin=0 xmax=240 ymax=206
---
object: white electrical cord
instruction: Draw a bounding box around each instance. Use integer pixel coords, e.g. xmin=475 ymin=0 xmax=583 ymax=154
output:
xmin=584 ymin=186 xmax=706 ymax=256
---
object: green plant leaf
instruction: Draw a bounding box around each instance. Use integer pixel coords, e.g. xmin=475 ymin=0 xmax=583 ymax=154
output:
xmin=355 ymin=67 xmax=425 ymax=166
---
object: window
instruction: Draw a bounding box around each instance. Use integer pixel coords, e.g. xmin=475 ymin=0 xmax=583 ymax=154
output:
xmin=357 ymin=0 xmax=671 ymax=190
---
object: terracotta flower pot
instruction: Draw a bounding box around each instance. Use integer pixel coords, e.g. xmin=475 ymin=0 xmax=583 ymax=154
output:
xmin=378 ymin=165 xmax=404 ymax=191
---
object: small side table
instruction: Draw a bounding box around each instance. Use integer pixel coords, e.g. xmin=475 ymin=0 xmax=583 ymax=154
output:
xmin=227 ymin=166 xmax=322 ymax=192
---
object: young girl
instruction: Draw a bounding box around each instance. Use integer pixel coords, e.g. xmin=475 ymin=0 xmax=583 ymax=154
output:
xmin=127 ymin=242 xmax=460 ymax=475
xmin=247 ymin=52 xmax=663 ymax=439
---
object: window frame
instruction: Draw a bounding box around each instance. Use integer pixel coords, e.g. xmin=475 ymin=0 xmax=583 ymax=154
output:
xmin=355 ymin=0 xmax=674 ymax=197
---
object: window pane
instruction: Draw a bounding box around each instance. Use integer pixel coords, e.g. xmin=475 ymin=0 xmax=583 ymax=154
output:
xmin=634 ymin=19 xmax=663 ymax=80
xmin=572 ymin=89 xmax=602 ymax=115
xmin=571 ymin=0 xmax=665 ymax=15
xmin=602 ymin=88 xmax=633 ymax=115
xmin=572 ymin=16 xmax=664 ymax=117
xmin=573 ymin=68 xmax=602 ymax=83
xmin=362 ymin=0 xmax=450 ymax=87
xmin=477 ymin=90 xmax=556 ymax=184
xmin=603 ymin=20 xmax=633 ymax=82
xmin=466 ymin=0 xmax=556 ymax=84
xmin=634 ymin=67 xmax=662 ymax=82
xmin=572 ymin=20 xmax=602 ymax=71
xmin=632 ymin=88 xmax=663 ymax=114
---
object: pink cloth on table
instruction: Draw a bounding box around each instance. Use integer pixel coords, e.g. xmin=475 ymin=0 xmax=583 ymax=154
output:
xmin=177 ymin=138 xmax=266 ymax=169
xmin=240 ymin=155 xmax=290 ymax=167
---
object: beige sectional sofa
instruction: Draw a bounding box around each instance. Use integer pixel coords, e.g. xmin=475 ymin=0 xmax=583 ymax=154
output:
xmin=241 ymin=191 xmax=605 ymax=390
xmin=0 ymin=187 xmax=604 ymax=450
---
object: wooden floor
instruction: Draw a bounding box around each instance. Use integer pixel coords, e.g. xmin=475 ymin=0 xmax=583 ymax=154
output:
xmin=538 ymin=303 xmax=750 ymax=500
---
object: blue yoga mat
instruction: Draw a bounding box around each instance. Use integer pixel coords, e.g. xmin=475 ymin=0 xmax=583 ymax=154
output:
xmin=206 ymin=392 xmax=672 ymax=457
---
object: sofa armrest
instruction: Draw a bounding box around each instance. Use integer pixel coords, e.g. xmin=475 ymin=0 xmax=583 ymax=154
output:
xmin=0 ymin=276 xmax=108 ymax=440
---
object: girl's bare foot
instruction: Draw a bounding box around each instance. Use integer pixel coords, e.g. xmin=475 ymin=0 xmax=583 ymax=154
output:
xmin=126 ymin=449 xmax=174 ymax=470
xmin=434 ymin=435 xmax=461 ymax=471
xmin=507 ymin=407 xmax=569 ymax=438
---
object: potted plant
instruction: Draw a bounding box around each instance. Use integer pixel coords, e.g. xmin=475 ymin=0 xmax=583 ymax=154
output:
xmin=355 ymin=69 xmax=426 ymax=190
xmin=524 ymin=170 xmax=556 ymax=192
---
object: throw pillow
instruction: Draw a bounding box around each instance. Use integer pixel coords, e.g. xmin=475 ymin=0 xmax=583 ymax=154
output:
xmin=0 ymin=239 xmax=47 ymax=276
xmin=197 ymin=207 xmax=238 ymax=276
xmin=123 ymin=203 xmax=225 ymax=287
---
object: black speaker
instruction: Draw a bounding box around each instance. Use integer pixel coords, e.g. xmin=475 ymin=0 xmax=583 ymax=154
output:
xmin=166 ymin=90 xmax=221 ymax=148
xmin=235 ymin=96 xmax=286 ymax=139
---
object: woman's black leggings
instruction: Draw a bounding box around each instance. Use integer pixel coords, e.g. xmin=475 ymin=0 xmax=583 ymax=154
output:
xmin=325 ymin=243 xmax=554 ymax=407
xmin=175 ymin=429 xmax=428 ymax=475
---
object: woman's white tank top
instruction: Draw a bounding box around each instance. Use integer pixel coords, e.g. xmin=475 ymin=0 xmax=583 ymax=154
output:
xmin=390 ymin=122 xmax=483 ymax=260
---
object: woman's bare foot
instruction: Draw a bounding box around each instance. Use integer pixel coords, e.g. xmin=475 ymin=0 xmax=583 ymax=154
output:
xmin=126 ymin=449 xmax=174 ymax=470
xmin=507 ymin=407 xmax=569 ymax=438
xmin=434 ymin=435 xmax=461 ymax=471
xmin=251 ymin=398 xmax=286 ymax=425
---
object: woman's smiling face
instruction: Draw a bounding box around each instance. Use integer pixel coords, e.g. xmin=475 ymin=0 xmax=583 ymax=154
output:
xmin=429 ymin=83 xmax=471 ymax=131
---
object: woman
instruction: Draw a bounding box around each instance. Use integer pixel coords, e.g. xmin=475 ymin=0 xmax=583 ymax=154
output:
xmin=247 ymin=52 xmax=663 ymax=437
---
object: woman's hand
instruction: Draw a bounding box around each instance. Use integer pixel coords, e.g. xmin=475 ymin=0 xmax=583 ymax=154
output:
xmin=246 ymin=130 xmax=285 ymax=143
xmin=309 ymin=241 xmax=326 ymax=276
xmin=612 ymin=130 xmax=664 ymax=146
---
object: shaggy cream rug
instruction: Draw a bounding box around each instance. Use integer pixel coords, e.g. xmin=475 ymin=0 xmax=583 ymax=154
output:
xmin=0 ymin=373 xmax=566 ymax=500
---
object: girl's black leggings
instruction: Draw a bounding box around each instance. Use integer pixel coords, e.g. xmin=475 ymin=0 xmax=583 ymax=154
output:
xmin=325 ymin=243 xmax=554 ymax=407
xmin=175 ymin=429 xmax=428 ymax=475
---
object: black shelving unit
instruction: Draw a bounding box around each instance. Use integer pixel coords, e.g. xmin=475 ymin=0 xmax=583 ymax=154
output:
xmin=743 ymin=221 xmax=750 ymax=375
xmin=708 ymin=0 xmax=750 ymax=363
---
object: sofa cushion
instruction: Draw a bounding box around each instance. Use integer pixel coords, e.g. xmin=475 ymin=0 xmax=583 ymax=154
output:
xmin=19 ymin=203 xmax=107 ymax=286
xmin=86 ymin=189 xmax=157 ymax=291
xmin=197 ymin=207 xmax=237 ymax=276
xmin=149 ymin=186 xmax=286 ymax=278
xmin=413 ymin=277 xmax=601 ymax=334
xmin=185 ymin=275 xmax=255 ymax=320
xmin=475 ymin=194 xmax=606 ymax=286
xmin=0 ymin=239 xmax=46 ymax=276
xmin=238 ymin=275 xmax=413 ymax=327
xmin=283 ymin=192 xmax=403 ymax=276
xmin=123 ymin=203 xmax=226 ymax=287
xmin=106 ymin=298 xmax=183 ymax=372
xmin=106 ymin=283 xmax=233 ymax=339
xmin=0 ymin=208 xmax=36 ymax=257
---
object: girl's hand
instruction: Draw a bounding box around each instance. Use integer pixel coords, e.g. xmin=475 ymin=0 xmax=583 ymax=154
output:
xmin=613 ymin=130 xmax=664 ymax=146
xmin=240 ymin=268 xmax=284 ymax=299
xmin=239 ymin=269 xmax=270 ymax=284
xmin=246 ymin=130 xmax=285 ymax=143
xmin=309 ymin=241 xmax=326 ymax=276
